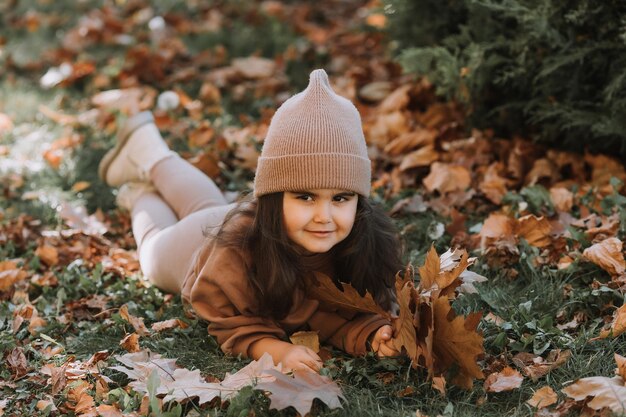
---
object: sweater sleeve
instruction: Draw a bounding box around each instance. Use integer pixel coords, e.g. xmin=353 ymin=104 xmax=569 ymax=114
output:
xmin=307 ymin=307 xmax=391 ymax=356
xmin=187 ymin=243 xmax=286 ymax=357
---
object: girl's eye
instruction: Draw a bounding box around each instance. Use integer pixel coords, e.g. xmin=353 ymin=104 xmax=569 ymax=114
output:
xmin=333 ymin=194 xmax=353 ymax=202
xmin=296 ymin=194 xmax=313 ymax=201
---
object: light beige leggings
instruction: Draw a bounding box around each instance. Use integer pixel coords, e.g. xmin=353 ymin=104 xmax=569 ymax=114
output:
xmin=131 ymin=155 xmax=236 ymax=293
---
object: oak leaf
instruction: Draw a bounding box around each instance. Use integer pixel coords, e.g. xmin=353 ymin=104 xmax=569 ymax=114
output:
xmin=484 ymin=367 xmax=523 ymax=393
xmin=257 ymin=369 xmax=345 ymax=416
xmin=527 ymin=386 xmax=557 ymax=408
xmin=582 ymin=237 xmax=625 ymax=276
xmin=308 ymin=272 xmax=390 ymax=319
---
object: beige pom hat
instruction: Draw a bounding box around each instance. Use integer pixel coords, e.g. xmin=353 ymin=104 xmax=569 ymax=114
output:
xmin=253 ymin=69 xmax=371 ymax=197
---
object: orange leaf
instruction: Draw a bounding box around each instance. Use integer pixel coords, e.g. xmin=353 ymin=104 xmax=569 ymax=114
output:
xmin=550 ymin=187 xmax=574 ymax=212
xmin=0 ymin=261 xmax=28 ymax=292
xmin=417 ymin=245 xmax=440 ymax=290
xmin=479 ymin=162 xmax=508 ymax=204
xmin=583 ymin=237 xmax=625 ymax=276
xmin=484 ymin=367 xmax=523 ymax=393
xmin=120 ymin=333 xmax=140 ymax=353
xmin=615 ymin=354 xmax=626 ymax=380
xmin=423 ymin=162 xmax=471 ymax=194
xmin=35 ymin=244 xmax=59 ymax=267
xmin=307 ymin=273 xmax=390 ymax=319
xmin=151 ymin=319 xmax=189 ymax=332
xmin=526 ymin=386 xmax=557 ymax=408
xmin=432 ymin=297 xmax=484 ymax=389
xmin=399 ymin=145 xmax=439 ymax=171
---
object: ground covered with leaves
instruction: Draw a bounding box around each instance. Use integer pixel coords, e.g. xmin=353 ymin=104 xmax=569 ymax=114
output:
xmin=1 ymin=1 xmax=626 ymax=416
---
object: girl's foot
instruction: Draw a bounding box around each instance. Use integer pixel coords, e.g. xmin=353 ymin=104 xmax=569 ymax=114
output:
xmin=98 ymin=111 xmax=175 ymax=187
xmin=116 ymin=181 xmax=156 ymax=211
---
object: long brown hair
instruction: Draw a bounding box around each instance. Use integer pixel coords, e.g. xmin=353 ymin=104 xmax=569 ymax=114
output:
xmin=213 ymin=193 xmax=402 ymax=320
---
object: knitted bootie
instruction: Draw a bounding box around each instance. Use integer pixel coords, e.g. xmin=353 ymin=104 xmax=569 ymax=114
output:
xmin=116 ymin=181 xmax=156 ymax=211
xmin=98 ymin=111 xmax=175 ymax=187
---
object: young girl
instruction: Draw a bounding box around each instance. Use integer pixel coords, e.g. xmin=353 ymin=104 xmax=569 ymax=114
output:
xmin=99 ymin=69 xmax=402 ymax=372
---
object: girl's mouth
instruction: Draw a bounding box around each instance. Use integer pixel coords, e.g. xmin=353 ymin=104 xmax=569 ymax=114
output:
xmin=307 ymin=230 xmax=334 ymax=237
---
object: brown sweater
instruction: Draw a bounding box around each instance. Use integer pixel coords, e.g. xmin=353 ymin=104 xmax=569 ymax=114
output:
xmin=180 ymin=215 xmax=389 ymax=358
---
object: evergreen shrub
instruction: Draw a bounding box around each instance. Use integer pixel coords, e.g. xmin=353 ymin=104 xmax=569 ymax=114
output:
xmin=383 ymin=0 xmax=626 ymax=157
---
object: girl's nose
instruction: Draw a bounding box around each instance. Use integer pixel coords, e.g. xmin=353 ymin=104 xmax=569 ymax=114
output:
xmin=313 ymin=202 xmax=332 ymax=223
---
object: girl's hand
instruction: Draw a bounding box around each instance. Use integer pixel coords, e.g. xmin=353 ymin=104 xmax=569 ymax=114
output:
xmin=279 ymin=345 xmax=323 ymax=373
xmin=370 ymin=325 xmax=401 ymax=358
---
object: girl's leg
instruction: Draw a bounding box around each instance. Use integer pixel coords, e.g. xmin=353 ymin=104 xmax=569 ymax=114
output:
xmin=150 ymin=154 xmax=228 ymax=220
xmin=130 ymin=154 xmax=233 ymax=293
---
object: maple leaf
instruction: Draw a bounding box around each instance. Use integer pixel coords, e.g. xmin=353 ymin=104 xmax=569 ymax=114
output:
xmin=307 ymin=272 xmax=390 ymax=319
xmin=257 ymin=369 xmax=345 ymax=416
xmin=391 ymin=275 xmax=418 ymax=362
xmin=526 ymin=386 xmax=557 ymax=408
xmin=432 ymin=297 xmax=484 ymax=389
xmin=484 ymin=367 xmax=524 ymax=393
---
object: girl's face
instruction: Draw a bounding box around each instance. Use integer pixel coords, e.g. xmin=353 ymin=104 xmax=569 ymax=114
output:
xmin=282 ymin=189 xmax=358 ymax=254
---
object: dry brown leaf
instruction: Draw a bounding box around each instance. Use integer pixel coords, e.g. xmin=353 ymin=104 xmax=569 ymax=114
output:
xmin=549 ymin=187 xmax=574 ymax=212
xmin=257 ymin=369 xmax=345 ymax=416
xmin=582 ymin=237 xmax=625 ymax=276
xmin=432 ymin=297 xmax=484 ymax=389
xmin=562 ymin=376 xmax=626 ymax=414
xmin=615 ymin=354 xmax=626 ymax=380
xmin=479 ymin=162 xmax=509 ymax=204
xmin=517 ymin=215 xmax=552 ymax=248
xmin=432 ymin=376 xmax=446 ymax=396
xmin=367 ymin=111 xmax=409 ymax=147
xmin=6 ymin=347 xmax=28 ymax=378
xmin=0 ymin=261 xmax=28 ymax=292
xmin=593 ymin=304 xmax=626 ymax=340
xmin=120 ymin=333 xmax=140 ymax=353
xmin=417 ymin=246 xmax=441 ymax=290
xmin=308 ymin=272 xmax=390 ymax=319
xmin=399 ymin=145 xmax=439 ymax=171
xmin=391 ymin=277 xmax=418 ymax=361
xmin=35 ymin=244 xmax=59 ymax=267
xmin=384 ymin=128 xmax=437 ymax=156
xmin=232 ymin=57 xmax=276 ymax=79
xmin=119 ymin=305 xmax=149 ymax=336
xmin=96 ymin=404 xmax=123 ymax=417
xmin=513 ymin=349 xmax=571 ymax=381
xmin=289 ymin=331 xmax=320 ymax=353
xmin=484 ymin=367 xmax=523 ymax=393
xmin=527 ymin=386 xmax=558 ymax=408
xmin=585 ymin=152 xmax=626 ymax=190
xmin=378 ymin=85 xmax=411 ymax=113
xmin=151 ymin=319 xmax=189 ymax=332
xmin=525 ymin=158 xmax=558 ymax=186
xmin=423 ymin=162 xmax=472 ymax=194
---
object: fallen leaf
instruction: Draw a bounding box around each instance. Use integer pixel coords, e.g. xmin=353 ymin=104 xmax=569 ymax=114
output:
xmin=432 ymin=376 xmax=446 ymax=396
xmin=151 ymin=319 xmax=189 ymax=332
xmin=616 ymin=354 xmax=626 ymax=380
xmin=119 ymin=305 xmax=149 ymax=336
xmin=527 ymin=386 xmax=558 ymax=408
xmin=479 ymin=162 xmax=509 ymax=204
xmin=96 ymin=404 xmax=123 ymax=417
xmin=289 ymin=331 xmax=320 ymax=353
xmin=582 ymin=237 xmax=625 ymax=276
xmin=517 ymin=215 xmax=552 ymax=248
xmin=257 ymin=369 xmax=345 ymax=416
xmin=550 ymin=187 xmax=573 ymax=212
xmin=484 ymin=367 xmax=523 ymax=393
xmin=398 ymin=145 xmax=439 ymax=171
xmin=120 ymin=333 xmax=141 ymax=352
xmin=232 ymin=57 xmax=276 ymax=79
xmin=593 ymin=304 xmax=626 ymax=339
xmin=0 ymin=261 xmax=28 ymax=292
xmin=562 ymin=376 xmax=626 ymax=415
xmin=35 ymin=244 xmax=59 ymax=267
xmin=423 ymin=162 xmax=471 ymax=194
xmin=384 ymin=128 xmax=437 ymax=156
xmin=6 ymin=347 xmax=28 ymax=378
xmin=392 ymin=277 xmax=418 ymax=361
xmin=36 ymin=399 xmax=57 ymax=412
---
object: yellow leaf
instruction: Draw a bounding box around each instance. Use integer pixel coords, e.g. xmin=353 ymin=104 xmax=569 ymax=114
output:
xmin=526 ymin=386 xmax=557 ymax=408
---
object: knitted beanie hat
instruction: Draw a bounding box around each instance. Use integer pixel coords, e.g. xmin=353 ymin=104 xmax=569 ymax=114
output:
xmin=253 ymin=69 xmax=371 ymax=197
